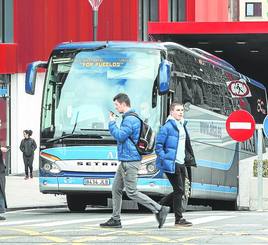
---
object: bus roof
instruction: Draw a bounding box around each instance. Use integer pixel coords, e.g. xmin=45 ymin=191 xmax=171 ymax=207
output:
xmin=54 ymin=41 xmax=167 ymax=51
xmin=53 ymin=41 xmax=266 ymax=91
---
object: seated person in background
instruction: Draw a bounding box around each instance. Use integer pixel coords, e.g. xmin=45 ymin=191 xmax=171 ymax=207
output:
xmin=181 ymin=77 xmax=204 ymax=106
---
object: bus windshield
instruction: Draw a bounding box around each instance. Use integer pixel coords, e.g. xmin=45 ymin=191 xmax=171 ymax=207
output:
xmin=41 ymin=48 xmax=161 ymax=139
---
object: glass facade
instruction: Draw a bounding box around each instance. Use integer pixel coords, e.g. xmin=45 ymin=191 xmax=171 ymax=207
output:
xmin=0 ymin=0 xmax=13 ymax=43
xmin=246 ymin=2 xmax=262 ymax=16
xmin=169 ymin=0 xmax=186 ymax=22
xmin=139 ymin=0 xmax=159 ymax=41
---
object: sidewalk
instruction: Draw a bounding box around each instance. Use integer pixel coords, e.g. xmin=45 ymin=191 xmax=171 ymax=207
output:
xmin=5 ymin=176 xmax=67 ymax=210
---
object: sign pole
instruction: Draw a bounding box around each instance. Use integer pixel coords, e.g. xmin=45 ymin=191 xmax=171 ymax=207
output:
xmin=93 ymin=10 xmax=98 ymax=41
xmin=256 ymin=124 xmax=263 ymax=211
xmin=88 ymin=1 xmax=104 ymax=41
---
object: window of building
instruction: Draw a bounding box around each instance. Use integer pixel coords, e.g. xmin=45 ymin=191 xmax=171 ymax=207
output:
xmin=0 ymin=0 xmax=13 ymax=43
xmin=139 ymin=0 xmax=159 ymax=41
xmin=169 ymin=0 xmax=185 ymax=22
xmin=245 ymin=2 xmax=262 ymax=17
xmin=0 ymin=0 xmax=3 ymax=42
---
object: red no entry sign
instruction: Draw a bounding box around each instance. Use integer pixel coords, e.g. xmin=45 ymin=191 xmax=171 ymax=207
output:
xmin=226 ymin=110 xmax=255 ymax=142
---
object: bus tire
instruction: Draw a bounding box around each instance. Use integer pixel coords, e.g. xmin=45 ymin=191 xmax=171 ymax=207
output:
xmin=67 ymin=194 xmax=87 ymax=212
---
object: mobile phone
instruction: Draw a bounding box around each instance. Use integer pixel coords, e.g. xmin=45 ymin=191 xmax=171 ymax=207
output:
xmin=110 ymin=111 xmax=119 ymax=117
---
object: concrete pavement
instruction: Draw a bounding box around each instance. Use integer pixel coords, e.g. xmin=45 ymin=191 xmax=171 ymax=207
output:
xmin=5 ymin=176 xmax=66 ymax=210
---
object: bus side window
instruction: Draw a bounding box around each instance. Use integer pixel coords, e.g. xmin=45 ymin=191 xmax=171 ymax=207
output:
xmin=173 ymin=73 xmax=183 ymax=104
xmin=152 ymin=79 xmax=157 ymax=108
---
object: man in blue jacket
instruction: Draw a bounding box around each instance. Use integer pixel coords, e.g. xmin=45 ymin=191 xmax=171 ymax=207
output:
xmin=100 ymin=93 xmax=170 ymax=228
xmin=155 ymin=102 xmax=196 ymax=227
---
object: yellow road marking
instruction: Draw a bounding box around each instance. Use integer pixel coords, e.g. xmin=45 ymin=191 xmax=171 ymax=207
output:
xmin=72 ymin=236 xmax=117 ymax=243
xmin=4 ymin=227 xmax=40 ymax=236
xmin=144 ymin=235 xmax=173 ymax=242
xmin=253 ymin=236 xmax=268 ymax=242
xmin=0 ymin=228 xmax=68 ymax=243
xmin=0 ymin=236 xmax=18 ymax=240
xmin=221 ymin=231 xmax=249 ymax=236
xmin=42 ymin=236 xmax=67 ymax=243
xmin=83 ymin=225 xmax=176 ymax=243
xmin=177 ymin=236 xmax=204 ymax=242
xmin=83 ymin=225 xmax=144 ymax=235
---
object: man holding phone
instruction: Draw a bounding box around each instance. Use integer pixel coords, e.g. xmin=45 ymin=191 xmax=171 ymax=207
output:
xmin=100 ymin=93 xmax=170 ymax=228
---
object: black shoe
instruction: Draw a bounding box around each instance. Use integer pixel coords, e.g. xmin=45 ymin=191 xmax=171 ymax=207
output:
xmin=0 ymin=216 xmax=6 ymax=221
xmin=156 ymin=206 xmax=170 ymax=228
xmin=175 ymin=218 xmax=192 ymax=227
xmin=30 ymin=173 xmax=33 ymax=178
xmin=100 ymin=218 xmax=122 ymax=228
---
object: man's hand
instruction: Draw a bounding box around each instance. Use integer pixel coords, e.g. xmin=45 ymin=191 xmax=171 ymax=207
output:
xmin=0 ymin=147 xmax=8 ymax=153
xmin=109 ymin=111 xmax=117 ymax=121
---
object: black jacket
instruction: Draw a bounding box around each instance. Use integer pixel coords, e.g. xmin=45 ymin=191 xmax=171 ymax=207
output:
xmin=20 ymin=138 xmax=37 ymax=157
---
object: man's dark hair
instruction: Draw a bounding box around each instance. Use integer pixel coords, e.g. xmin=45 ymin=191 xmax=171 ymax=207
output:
xmin=113 ymin=93 xmax=131 ymax=107
xmin=170 ymin=101 xmax=183 ymax=111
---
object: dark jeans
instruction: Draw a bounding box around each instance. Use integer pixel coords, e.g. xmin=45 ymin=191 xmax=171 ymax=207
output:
xmin=23 ymin=155 xmax=34 ymax=176
xmin=160 ymin=164 xmax=186 ymax=222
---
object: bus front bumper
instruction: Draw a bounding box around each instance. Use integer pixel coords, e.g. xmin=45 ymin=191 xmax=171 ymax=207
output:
xmin=39 ymin=176 xmax=168 ymax=195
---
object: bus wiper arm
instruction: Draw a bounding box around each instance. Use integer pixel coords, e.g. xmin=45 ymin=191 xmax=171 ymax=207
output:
xmin=71 ymin=111 xmax=79 ymax=134
xmin=61 ymin=44 xmax=108 ymax=55
xmin=47 ymin=134 xmax=103 ymax=143
xmin=46 ymin=134 xmax=78 ymax=143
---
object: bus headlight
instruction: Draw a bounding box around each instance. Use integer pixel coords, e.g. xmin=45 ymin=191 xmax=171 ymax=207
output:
xmin=138 ymin=154 xmax=159 ymax=176
xmin=43 ymin=162 xmax=52 ymax=171
xmin=147 ymin=163 xmax=156 ymax=173
xmin=40 ymin=153 xmax=61 ymax=174
xmin=50 ymin=163 xmax=61 ymax=173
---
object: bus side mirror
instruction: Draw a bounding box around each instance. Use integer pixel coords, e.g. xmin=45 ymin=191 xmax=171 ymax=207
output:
xmin=158 ymin=60 xmax=171 ymax=95
xmin=25 ymin=61 xmax=47 ymax=95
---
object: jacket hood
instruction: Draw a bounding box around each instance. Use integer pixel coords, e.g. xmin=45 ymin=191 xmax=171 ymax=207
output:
xmin=124 ymin=108 xmax=136 ymax=116
xmin=166 ymin=115 xmax=186 ymax=129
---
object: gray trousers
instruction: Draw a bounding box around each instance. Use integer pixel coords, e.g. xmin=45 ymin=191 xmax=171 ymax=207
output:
xmin=112 ymin=161 xmax=161 ymax=220
xmin=0 ymin=190 xmax=5 ymax=213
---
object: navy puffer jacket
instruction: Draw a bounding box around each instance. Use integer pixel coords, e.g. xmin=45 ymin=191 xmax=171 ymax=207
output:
xmin=155 ymin=118 xmax=196 ymax=173
xmin=109 ymin=109 xmax=141 ymax=162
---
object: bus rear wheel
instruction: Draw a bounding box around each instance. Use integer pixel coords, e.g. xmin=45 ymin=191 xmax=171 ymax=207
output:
xmin=67 ymin=194 xmax=87 ymax=212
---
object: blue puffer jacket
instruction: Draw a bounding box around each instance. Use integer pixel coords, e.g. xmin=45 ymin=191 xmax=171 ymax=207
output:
xmin=155 ymin=118 xmax=193 ymax=173
xmin=109 ymin=109 xmax=141 ymax=162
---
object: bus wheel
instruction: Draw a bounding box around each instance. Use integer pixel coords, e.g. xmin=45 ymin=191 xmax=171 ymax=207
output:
xmin=67 ymin=194 xmax=87 ymax=212
xmin=182 ymin=176 xmax=190 ymax=212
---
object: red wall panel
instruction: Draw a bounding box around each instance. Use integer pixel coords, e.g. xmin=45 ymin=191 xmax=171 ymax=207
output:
xmin=0 ymin=44 xmax=17 ymax=74
xmin=159 ymin=0 xmax=169 ymax=22
xmin=195 ymin=0 xmax=229 ymax=22
xmin=14 ymin=0 xmax=138 ymax=73
xmin=186 ymin=0 xmax=195 ymax=21
xmin=98 ymin=0 xmax=138 ymax=40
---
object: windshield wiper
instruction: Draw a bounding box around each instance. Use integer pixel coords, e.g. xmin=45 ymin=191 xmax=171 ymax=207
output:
xmin=61 ymin=44 xmax=108 ymax=55
xmin=71 ymin=111 xmax=79 ymax=134
xmin=47 ymin=133 xmax=103 ymax=143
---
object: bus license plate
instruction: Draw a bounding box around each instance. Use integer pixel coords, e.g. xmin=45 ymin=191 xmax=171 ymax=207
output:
xmin=83 ymin=178 xmax=110 ymax=186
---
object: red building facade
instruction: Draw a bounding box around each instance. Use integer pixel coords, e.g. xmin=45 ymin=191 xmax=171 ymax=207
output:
xmin=1 ymin=0 xmax=268 ymax=75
